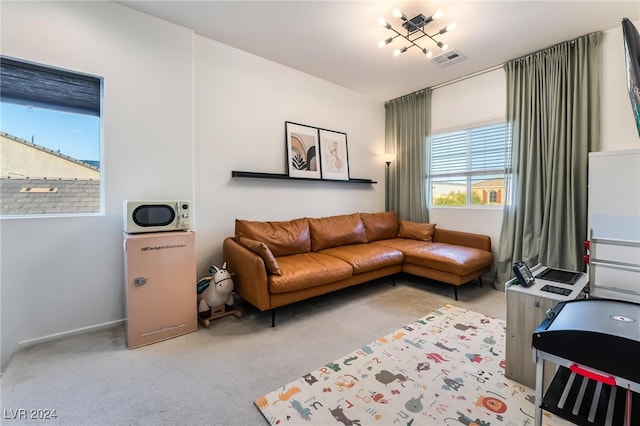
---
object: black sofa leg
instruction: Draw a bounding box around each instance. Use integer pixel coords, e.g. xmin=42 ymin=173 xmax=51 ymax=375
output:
xmin=478 ymin=276 xmax=483 ymax=287
xmin=454 ymin=286 xmax=458 ymax=301
xmin=271 ymin=310 xmax=276 ymax=327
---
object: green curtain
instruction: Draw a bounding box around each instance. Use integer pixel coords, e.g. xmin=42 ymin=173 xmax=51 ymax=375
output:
xmin=495 ymin=32 xmax=602 ymax=290
xmin=384 ymin=89 xmax=431 ymax=222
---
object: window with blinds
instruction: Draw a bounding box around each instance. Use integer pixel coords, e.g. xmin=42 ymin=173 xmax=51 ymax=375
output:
xmin=0 ymin=56 xmax=103 ymax=216
xmin=428 ymin=122 xmax=511 ymax=208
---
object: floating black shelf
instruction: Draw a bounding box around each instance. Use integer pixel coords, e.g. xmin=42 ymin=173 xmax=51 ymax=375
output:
xmin=231 ymin=171 xmax=376 ymax=184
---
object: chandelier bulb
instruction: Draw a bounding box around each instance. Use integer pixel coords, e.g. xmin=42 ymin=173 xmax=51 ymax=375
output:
xmin=378 ymin=17 xmax=387 ymax=27
xmin=440 ymin=42 xmax=449 ymax=51
xmin=378 ymin=37 xmax=393 ymax=48
xmin=433 ymin=9 xmax=444 ymax=20
xmin=392 ymin=8 xmax=403 ymax=19
xmin=447 ymin=22 xmax=458 ymax=32
xmin=423 ymin=48 xmax=433 ymax=58
xmin=393 ymin=47 xmax=408 ymax=56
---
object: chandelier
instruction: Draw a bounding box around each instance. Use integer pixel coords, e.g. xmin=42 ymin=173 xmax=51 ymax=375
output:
xmin=378 ymin=8 xmax=457 ymax=58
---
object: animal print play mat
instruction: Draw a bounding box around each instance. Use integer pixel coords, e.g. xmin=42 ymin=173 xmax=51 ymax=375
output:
xmin=255 ymin=304 xmax=570 ymax=425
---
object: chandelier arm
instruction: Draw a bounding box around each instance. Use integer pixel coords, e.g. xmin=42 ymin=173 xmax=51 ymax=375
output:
xmin=387 ymin=26 xmax=405 ymax=39
xmin=402 ymin=36 xmax=428 ymax=53
xmin=387 ymin=28 xmax=422 ymax=50
xmin=411 ymin=26 xmax=444 ymax=48
xmin=406 ymin=36 xmax=427 ymax=52
xmin=408 ymin=33 xmax=428 ymax=43
xmin=387 ymin=25 xmax=444 ymax=51
xmin=426 ymin=33 xmax=443 ymax=46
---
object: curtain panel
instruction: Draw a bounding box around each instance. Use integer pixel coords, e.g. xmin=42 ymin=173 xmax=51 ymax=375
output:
xmin=384 ymin=89 xmax=431 ymax=222
xmin=495 ymin=32 xmax=602 ymax=290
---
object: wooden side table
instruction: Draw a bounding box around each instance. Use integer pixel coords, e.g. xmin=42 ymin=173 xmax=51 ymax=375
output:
xmin=505 ymin=264 xmax=588 ymax=388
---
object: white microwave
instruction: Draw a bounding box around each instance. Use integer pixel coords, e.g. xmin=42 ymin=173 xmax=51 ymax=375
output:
xmin=124 ymin=200 xmax=191 ymax=234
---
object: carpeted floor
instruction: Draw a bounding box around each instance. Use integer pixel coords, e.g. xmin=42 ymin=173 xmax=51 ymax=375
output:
xmin=1 ymin=275 xmax=508 ymax=425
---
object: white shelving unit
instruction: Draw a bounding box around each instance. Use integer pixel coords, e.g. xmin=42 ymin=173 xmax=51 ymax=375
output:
xmin=587 ymin=149 xmax=640 ymax=303
xmin=588 ymin=231 xmax=640 ymax=303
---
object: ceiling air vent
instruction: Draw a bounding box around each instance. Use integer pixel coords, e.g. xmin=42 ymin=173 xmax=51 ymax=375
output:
xmin=431 ymin=49 xmax=466 ymax=67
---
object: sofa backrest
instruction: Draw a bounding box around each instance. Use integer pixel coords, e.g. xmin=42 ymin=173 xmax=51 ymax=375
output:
xmin=308 ymin=213 xmax=367 ymax=251
xmin=235 ymin=218 xmax=310 ymax=257
xmin=360 ymin=211 xmax=399 ymax=242
xmin=433 ymin=228 xmax=492 ymax=252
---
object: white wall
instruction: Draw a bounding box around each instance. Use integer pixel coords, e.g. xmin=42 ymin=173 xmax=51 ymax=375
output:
xmin=193 ymin=36 xmax=385 ymax=276
xmin=0 ymin=1 xmax=384 ymax=371
xmin=0 ymin=1 xmax=194 ymax=371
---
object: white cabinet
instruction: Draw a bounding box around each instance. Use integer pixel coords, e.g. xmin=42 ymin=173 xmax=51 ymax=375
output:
xmin=587 ymin=149 xmax=640 ymax=303
xmin=123 ymin=231 xmax=197 ymax=349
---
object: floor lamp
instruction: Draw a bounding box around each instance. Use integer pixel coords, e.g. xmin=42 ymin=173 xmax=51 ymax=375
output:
xmin=383 ymin=154 xmax=396 ymax=212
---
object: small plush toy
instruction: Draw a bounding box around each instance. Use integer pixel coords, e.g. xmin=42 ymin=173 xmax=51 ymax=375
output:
xmin=197 ymin=262 xmax=235 ymax=316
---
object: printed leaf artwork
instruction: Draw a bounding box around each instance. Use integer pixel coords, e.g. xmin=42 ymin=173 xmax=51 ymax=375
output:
xmin=292 ymin=153 xmax=306 ymax=170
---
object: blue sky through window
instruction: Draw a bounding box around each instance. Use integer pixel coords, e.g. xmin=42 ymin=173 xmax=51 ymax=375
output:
xmin=1 ymin=102 xmax=100 ymax=162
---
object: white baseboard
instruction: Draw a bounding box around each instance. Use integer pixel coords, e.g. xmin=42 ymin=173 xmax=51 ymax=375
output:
xmin=17 ymin=319 xmax=124 ymax=348
xmin=2 ymin=319 xmax=124 ymax=374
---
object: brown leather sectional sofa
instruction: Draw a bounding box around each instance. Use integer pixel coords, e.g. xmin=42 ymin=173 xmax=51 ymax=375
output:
xmin=223 ymin=211 xmax=494 ymax=326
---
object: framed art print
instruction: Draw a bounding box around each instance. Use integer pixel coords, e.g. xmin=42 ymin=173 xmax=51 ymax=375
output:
xmin=319 ymin=129 xmax=350 ymax=180
xmin=285 ymin=122 xmax=321 ymax=179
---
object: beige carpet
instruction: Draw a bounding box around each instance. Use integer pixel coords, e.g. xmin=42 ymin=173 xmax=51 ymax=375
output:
xmin=1 ymin=275 xmax=506 ymax=425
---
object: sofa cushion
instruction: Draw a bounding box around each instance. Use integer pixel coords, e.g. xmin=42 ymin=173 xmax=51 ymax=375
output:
xmin=398 ymin=221 xmax=436 ymax=242
xmin=308 ymin=213 xmax=367 ymax=251
xmin=269 ymin=253 xmax=353 ymax=293
xmin=360 ymin=211 xmax=399 ymax=242
xmin=407 ymin=243 xmax=493 ymax=275
xmin=235 ymin=218 xmax=310 ymax=257
xmin=235 ymin=237 xmax=282 ymax=275
xmin=319 ymin=244 xmax=404 ymax=274
xmin=373 ymin=239 xmax=493 ymax=276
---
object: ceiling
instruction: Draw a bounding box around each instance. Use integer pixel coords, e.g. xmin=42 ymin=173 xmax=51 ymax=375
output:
xmin=118 ymin=1 xmax=640 ymax=101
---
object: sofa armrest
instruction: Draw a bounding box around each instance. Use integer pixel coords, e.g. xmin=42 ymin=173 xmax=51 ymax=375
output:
xmin=433 ymin=228 xmax=492 ymax=252
xmin=223 ymin=237 xmax=271 ymax=311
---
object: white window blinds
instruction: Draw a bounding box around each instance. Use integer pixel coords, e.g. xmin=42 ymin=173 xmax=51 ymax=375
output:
xmin=430 ymin=122 xmax=510 ymax=178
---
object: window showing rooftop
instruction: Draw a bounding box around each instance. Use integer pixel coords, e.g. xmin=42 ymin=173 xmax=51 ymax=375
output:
xmin=0 ymin=57 xmax=102 ymax=216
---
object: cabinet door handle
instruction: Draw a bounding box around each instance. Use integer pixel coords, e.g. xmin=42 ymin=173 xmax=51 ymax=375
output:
xmin=134 ymin=277 xmax=147 ymax=286
xmin=533 ymin=301 xmax=540 ymax=308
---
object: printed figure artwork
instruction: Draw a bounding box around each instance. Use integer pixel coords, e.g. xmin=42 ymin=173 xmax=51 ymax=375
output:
xmin=286 ymin=122 xmax=321 ymax=179
xmin=319 ymin=129 xmax=349 ymax=181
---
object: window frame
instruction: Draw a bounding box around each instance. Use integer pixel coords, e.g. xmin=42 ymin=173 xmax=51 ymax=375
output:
xmin=0 ymin=56 xmax=104 ymax=219
xmin=427 ymin=119 xmax=511 ymax=209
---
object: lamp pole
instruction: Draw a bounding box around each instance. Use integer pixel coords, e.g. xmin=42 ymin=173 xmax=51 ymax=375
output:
xmin=385 ymin=161 xmax=391 ymax=212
